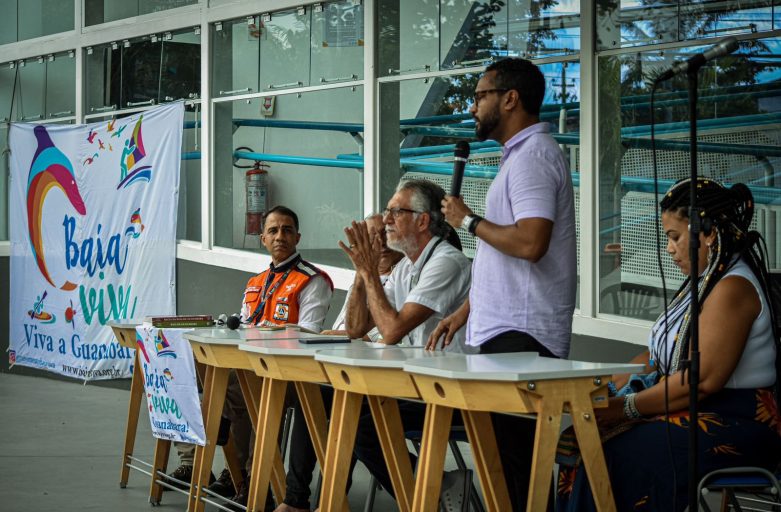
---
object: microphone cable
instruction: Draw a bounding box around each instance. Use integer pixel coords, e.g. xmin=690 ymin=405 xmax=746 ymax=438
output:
xmin=650 ymin=80 xmax=678 ymax=507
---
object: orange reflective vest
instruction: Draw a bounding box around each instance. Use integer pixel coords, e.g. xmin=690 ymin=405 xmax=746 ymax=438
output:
xmin=241 ymin=256 xmax=333 ymax=326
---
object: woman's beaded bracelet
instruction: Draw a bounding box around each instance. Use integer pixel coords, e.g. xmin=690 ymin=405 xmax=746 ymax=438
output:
xmin=623 ymin=393 xmax=641 ymax=419
xmin=607 ymin=381 xmax=618 ymax=396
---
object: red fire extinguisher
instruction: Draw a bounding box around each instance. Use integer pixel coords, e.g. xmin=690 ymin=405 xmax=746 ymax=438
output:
xmin=235 ymin=146 xmax=269 ymax=235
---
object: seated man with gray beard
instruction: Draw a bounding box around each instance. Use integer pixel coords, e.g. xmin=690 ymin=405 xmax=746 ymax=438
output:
xmin=339 ymin=179 xmax=475 ymax=503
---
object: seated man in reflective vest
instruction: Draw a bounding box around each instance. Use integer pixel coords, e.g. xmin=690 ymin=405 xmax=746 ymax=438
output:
xmin=209 ymin=205 xmax=333 ymax=508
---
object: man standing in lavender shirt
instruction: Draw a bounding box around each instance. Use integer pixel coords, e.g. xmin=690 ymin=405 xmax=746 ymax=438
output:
xmin=428 ymin=58 xmax=576 ymax=510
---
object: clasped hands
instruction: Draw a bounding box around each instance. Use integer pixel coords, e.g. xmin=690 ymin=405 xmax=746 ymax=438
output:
xmin=338 ymin=220 xmax=382 ymax=278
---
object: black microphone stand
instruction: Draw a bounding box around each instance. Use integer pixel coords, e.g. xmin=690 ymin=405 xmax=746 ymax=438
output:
xmin=684 ymin=67 xmax=702 ymax=512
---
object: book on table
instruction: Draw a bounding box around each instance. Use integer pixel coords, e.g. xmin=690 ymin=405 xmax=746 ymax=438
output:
xmin=146 ymin=315 xmax=214 ymax=328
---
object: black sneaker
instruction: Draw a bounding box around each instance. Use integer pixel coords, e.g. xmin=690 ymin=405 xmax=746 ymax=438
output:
xmin=231 ymin=477 xmax=249 ymax=509
xmin=207 ymin=468 xmax=236 ymax=498
xmin=163 ymin=464 xmax=192 ymax=491
xmin=162 ymin=464 xmax=215 ymax=492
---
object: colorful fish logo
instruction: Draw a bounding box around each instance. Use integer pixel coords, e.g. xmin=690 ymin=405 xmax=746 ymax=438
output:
xmin=117 ymin=117 xmax=151 ymax=190
xmin=163 ymin=368 xmax=173 ymax=381
xmin=154 ymin=330 xmax=177 ymax=358
xmin=26 ymin=126 xmax=86 ymax=291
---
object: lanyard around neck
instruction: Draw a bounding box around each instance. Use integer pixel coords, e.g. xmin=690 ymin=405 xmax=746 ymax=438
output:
xmin=410 ymin=238 xmax=444 ymax=292
xmin=247 ymin=261 xmax=297 ymax=325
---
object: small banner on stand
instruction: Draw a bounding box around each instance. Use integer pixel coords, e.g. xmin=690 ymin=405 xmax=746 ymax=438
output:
xmin=135 ymin=326 xmax=205 ymax=446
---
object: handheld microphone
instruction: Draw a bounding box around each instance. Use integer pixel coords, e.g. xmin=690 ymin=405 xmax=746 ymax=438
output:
xmin=654 ymin=36 xmax=738 ymax=83
xmin=226 ymin=315 xmax=241 ymax=330
xmin=450 ymin=141 xmax=471 ymax=197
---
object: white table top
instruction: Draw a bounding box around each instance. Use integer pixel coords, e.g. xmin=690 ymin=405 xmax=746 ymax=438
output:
xmin=315 ymin=346 xmax=453 ymax=369
xmin=403 ymin=353 xmax=645 ymax=382
xmin=184 ymin=327 xmax=343 ymax=346
xmin=238 ymin=337 xmax=368 ymax=357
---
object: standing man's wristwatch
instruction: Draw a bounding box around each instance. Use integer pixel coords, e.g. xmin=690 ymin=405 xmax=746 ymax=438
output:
xmin=461 ymin=214 xmax=483 ymax=235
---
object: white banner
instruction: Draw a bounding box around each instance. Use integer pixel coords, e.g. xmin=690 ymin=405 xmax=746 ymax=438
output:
xmin=135 ymin=326 xmax=205 ymax=445
xmin=8 ymin=103 xmax=184 ymax=380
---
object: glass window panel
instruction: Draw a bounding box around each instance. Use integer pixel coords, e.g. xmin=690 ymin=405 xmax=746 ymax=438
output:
xmin=160 ymin=30 xmax=201 ymax=103
xmin=0 ymin=0 xmax=17 ymax=45
xmin=85 ymin=44 xmax=121 ymax=114
xmin=440 ymin=1 xmax=509 ymax=70
xmin=179 ymin=104 xmax=202 ymax=241
xmin=378 ymin=0 xmax=438 ymax=76
xmin=310 ymin=0 xmax=364 ymax=84
xmin=16 ymin=59 xmax=46 ymax=122
xmin=0 ymin=62 xmax=18 ymax=123
xmin=597 ymin=38 xmax=781 ymax=320
xmin=18 ymin=0 xmax=73 ymax=40
xmin=45 ymin=51 xmax=76 ymax=120
xmin=121 ymin=38 xmax=163 ymax=108
xmin=597 ymin=0 xmax=778 ymax=51
xmin=85 ymin=0 xmax=196 ymax=25
xmin=260 ymin=9 xmax=311 ymax=92
xmin=211 ymin=17 xmax=260 ymax=97
xmin=378 ymin=63 xmax=580 ymax=297
xmin=507 ymin=0 xmax=581 ymax=59
xmin=213 ymin=87 xmax=364 ymax=267
xmin=85 ymin=0 xmax=137 ymax=25
xmin=139 ymin=0 xmax=197 ymax=16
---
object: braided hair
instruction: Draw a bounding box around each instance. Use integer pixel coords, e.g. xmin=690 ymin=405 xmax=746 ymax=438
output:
xmin=659 ymin=178 xmax=780 ymax=378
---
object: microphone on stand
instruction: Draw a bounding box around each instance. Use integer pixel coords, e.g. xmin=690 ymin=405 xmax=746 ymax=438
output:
xmin=450 ymin=141 xmax=471 ymax=197
xmin=654 ymin=36 xmax=739 ymax=83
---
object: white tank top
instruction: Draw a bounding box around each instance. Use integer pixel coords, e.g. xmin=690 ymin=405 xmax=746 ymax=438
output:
xmin=648 ymin=257 xmax=776 ymax=388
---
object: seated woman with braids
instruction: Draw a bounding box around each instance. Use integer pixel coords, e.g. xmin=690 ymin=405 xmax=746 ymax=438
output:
xmin=557 ymin=178 xmax=781 ymax=511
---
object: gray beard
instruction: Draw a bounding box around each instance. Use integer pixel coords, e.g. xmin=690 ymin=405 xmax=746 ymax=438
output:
xmin=387 ymin=234 xmax=418 ymax=258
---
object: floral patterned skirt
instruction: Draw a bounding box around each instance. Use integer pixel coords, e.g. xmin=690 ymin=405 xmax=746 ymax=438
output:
xmin=556 ymin=388 xmax=781 ymax=512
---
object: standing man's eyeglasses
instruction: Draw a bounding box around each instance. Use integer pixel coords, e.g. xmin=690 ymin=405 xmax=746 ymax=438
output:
xmin=473 ymin=88 xmax=509 ymax=105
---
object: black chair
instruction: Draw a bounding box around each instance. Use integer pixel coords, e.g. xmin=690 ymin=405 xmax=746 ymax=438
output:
xmin=698 ymin=467 xmax=781 ymax=511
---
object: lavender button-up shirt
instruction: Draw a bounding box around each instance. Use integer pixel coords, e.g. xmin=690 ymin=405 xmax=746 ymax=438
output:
xmin=466 ymin=122 xmax=576 ymax=357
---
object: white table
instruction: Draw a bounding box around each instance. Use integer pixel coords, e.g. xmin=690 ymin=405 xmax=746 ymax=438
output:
xmin=236 ymin=334 xmax=357 ymax=512
xmin=313 ymin=346 xmax=452 ymax=512
xmin=403 ymin=353 xmax=644 ymax=512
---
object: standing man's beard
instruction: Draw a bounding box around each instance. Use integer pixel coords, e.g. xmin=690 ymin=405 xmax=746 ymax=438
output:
xmin=474 ymin=106 xmax=500 ymax=142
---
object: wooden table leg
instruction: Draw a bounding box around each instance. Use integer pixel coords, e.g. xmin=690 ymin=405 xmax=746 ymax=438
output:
xmin=526 ymin=397 xmax=563 ymax=512
xmin=320 ymin=389 xmax=363 ymax=512
xmin=237 ymin=369 xmax=263 ymax=428
xmin=412 ymin=403 xmax=453 ymax=512
xmin=462 ymin=411 xmax=511 ymax=512
xmin=120 ymin=350 xmax=144 ymax=488
xmin=148 ymin=438 xmax=172 ymax=504
xmin=367 ymin=396 xmax=415 ymax=512
xmin=246 ymin=377 xmax=288 ymax=512
xmin=570 ymin=388 xmax=616 ymax=512
xmin=188 ymin=365 xmax=230 ymax=512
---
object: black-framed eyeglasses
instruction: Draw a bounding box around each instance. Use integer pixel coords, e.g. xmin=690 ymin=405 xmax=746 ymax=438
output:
xmin=383 ymin=207 xmax=422 ymax=219
xmin=473 ymin=88 xmax=509 ymax=105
